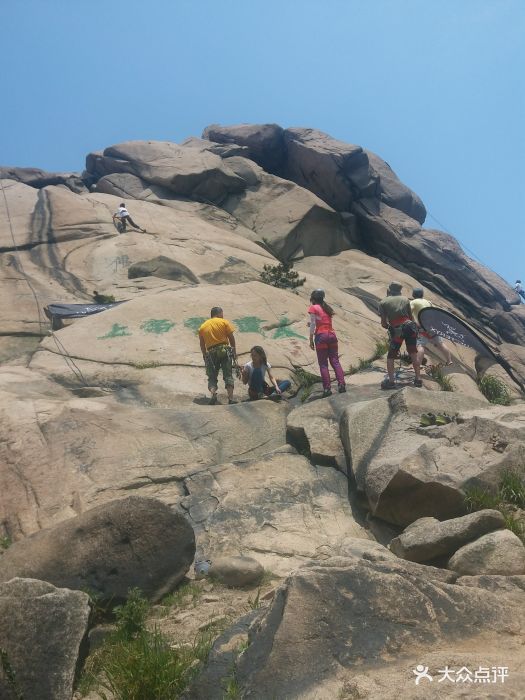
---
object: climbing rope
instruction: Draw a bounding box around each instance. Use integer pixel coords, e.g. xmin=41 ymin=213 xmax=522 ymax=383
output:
xmin=0 ymin=179 xmax=89 ymax=386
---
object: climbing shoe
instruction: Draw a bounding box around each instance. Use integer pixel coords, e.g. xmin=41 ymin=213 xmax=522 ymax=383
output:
xmin=338 ymin=384 xmax=347 ymax=393
xmin=228 ymin=399 xmax=238 ymax=405
xmin=209 ymin=394 xmax=218 ymax=405
xmin=420 ymin=412 xmax=436 ymax=427
xmin=435 ymin=413 xmax=453 ymax=425
xmin=381 ymin=379 xmax=396 ymax=390
xmin=413 ymin=379 xmax=423 ymax=388
xmin=322 ymin=389 xmax=332 ymax=398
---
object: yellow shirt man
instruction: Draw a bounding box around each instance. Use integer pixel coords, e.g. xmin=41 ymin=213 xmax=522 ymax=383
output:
xmin=198 ymin=307 xmax=237 ymax=404
xmin=198 ymin=316 xmax=236 ymax=350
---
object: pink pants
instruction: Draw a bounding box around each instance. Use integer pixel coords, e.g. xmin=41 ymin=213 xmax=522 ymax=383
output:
xmin=315 ymin=332 xmax=345 ymax=390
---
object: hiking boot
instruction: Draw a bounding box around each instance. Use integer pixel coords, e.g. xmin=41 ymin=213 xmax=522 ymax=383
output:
xmin=381 ymin=379 xmax=396 ymax=390
xmin=209 ymin=394 xmax=218 ymax=405
xmin=413 ymin=379 xmax=423 ymax=388
xmin=338 ymin=384 xmax=347 ymax=393
xmin=228 ymin=399 xmax=237 ymax=405
xmin=322 ymin=389 xmax=332 ymax=398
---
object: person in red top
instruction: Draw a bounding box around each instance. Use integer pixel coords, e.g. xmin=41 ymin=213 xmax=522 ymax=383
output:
xmin=308 ymin=289 xmax=346 ymax=397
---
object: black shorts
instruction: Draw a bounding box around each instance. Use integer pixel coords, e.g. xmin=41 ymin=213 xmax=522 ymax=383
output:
xmin=387 ymin=320 xmax=418 ymax=358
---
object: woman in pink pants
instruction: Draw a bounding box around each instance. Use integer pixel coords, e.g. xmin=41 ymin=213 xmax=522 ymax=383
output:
xmin=308 ymin=289 xmax=346 ymax=398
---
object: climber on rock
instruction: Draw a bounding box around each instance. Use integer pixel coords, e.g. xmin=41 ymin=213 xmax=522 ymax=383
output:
xmin=515 ymin=280 xmax=525 ymax=302
xmin=308 ymin=289 xmax=346 ymax=398
xmin=198 ymin=307 xmax=237 ymax=405
xmin=241 ymin=345 xmax=291 ymax=400
xmin=379 ymin=281 xmax=422 ymax=389
xmin=410 ymin=288 xmax=453 ymax=367
xmin=112 ymin=202 xmax=146 ymax=233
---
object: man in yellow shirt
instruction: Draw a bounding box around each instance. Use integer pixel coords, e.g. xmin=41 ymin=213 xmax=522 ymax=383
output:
xmin=410 ymin=288 xmax=453 ymax=366
xmin=198 ymin=307 xmax=237 ymax=405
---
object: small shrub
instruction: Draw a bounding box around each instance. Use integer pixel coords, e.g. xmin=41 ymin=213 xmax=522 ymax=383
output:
xmin=372 ymin=339 xmax=389 ymax=360
xmin=260 ymin=262 xmax=305 ymax=291
xmin=348 ymin=358 xmax=373 ymax=375
xmin=428 ymin=365 xmax=453 ymax=392
xmin=501 ymin=511 xmax=525 ymax=541
xmin=247 ymin=587 xmax=262 ymax=610
xmin=114 ymin=588 xmax=150 ymax=640
xmin=463 ymin=486 xmax=499 ymax=512
xmin=464 ymin=469 xmax=525 ymax=544
xmin=477 ymin=374 xmax=511 ymax=405
xmin=293 ymin=367 xmax=321 ymax=402
xmin=499 ymin=469 xmax=525 ymax=508
xmin=0 ymin=535 xmax=11 ymax=550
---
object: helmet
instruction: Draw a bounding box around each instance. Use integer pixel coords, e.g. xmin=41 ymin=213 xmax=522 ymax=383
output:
xmin=310 ymin=288 xmax=325 ymax=303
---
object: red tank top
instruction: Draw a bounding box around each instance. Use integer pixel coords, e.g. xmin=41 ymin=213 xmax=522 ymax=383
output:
xmin=308 ymin=304 xmax=333 ymax=333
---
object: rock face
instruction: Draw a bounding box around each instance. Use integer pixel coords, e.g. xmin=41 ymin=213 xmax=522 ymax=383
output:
xmin=0 ymin=496 xmax=196 ymax=603
xmin=208 ymin=555 xmax=264 ymax=587
xmin=202 ymin=123 xmax=285 ymax=173
xmin=85 ymin=140 xmax=246 ymax=204
xmin=448 ymin=530 xmax=525 ymax=576
xmin=191 ymin=552 xmax=525 ymax=699
xmin=0 ymin=578 xmax=90 ymax=700
xmin=0 ymin=166 xmax=88 ymax=193
xmin=202 ymin=122 xmax=523 ymax=346
xmin=340 ymin=388 xmax=505 ymax=526
xmin=389 ymin=510 xmax=506 ymax=562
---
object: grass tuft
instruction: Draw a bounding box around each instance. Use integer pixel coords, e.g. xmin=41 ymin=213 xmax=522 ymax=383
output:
xmin=428 ymin=365 xmax=453 ymax=392
xmin=78 ymin=588 xmax=220 ymax=699
xmin=161 ymin=582 xmax=202 ymax=610
xmin=464 ymin=468 xmax=525 ymax=543
xmin=293 ymin=367 xmax=321 ymax=402
xmin=477 ymin=374 xmax=511 ymax=405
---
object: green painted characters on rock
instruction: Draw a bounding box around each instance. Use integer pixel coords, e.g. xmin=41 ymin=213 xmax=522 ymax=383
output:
xmin=141 ymin=319 xmax=175 ymax=334
xmin=98 ymin=323 xmax=132 ymax=339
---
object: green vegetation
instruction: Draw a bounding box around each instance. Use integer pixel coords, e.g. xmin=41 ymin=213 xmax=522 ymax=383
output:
xmin=427 ymin=365 xmax=453 ymax=392
xmin=93 ymin=291 xmax=116 ymax=304
xmin=371 ymin=338 xmax=390 ymax=360
xmin=464 ymin=468 xmax=525 ymax=543
xmin=0 ymin=535 xmax=11 ymax=550
xmin=293 ymin=367 xmax=321 ymax=402
xmin=160 ymin=581 xmax=202 ymax=609
xmin=348 ymin=339 xmax=389 ymax=374
xmin=247 ymin=587 xmax=262 ymax=611
xmin=260 ymin=261 xmax=306 ymax=291
xmin=477 ymin=374 xmax=511 ymax=405
xmin=79 ymin=588 xmax=219 ymax=699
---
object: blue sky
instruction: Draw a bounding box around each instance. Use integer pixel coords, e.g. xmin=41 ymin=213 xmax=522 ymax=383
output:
xmin=1 ymin=0 xmax=523 ymax=285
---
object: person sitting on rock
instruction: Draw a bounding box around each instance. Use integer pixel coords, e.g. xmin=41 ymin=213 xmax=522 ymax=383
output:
xmin=112 ymin=202 xmax=146 ymax=233
xmin=198 ymin=307 xmax=237 ymax=405
xmin=242 ymin=345 xmax=291 ymax=400
xmin=308 ymin=288 xmax=346 ymax=397
xmin=515 ymin=280 xmax=525 ymax=302
xmin=410 ymin=288 xmax=453 ymax=367
xmin=379 ymin=281 xmax=422 ymax=389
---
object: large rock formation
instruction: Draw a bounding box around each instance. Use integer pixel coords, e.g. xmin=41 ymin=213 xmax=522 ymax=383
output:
xmin=0 ymin=497 xmax=195 ymax=603
xmin=1 ymin=122 xmax=524 ymax=699
xmin=190 ymin=552 xmax=525 ymax=699
xmin=0 ymin=578 xmax=90 ymax=700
